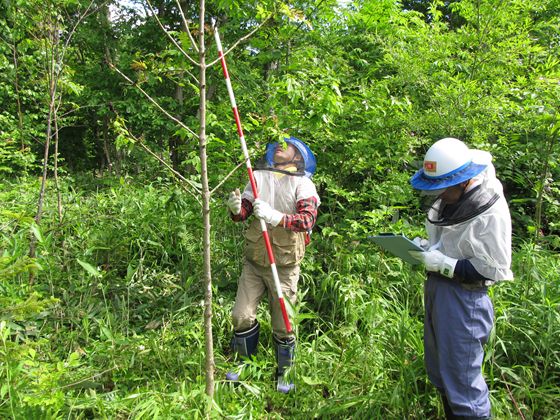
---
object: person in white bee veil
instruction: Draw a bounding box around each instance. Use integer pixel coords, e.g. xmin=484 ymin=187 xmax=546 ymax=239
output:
xmin=409 ymin=137 xmax=513 ymax=419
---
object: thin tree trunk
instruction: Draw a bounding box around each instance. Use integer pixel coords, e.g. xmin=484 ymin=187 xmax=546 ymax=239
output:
xmin=534 ymin=132 xmax=555 ymax=241
xmin=103 ymin=114 xmax=113 ymax=173
xmin=171 ymin=82 xmax=183 ymax=172
xmin=29 ymin=0 xmax=95 ymax=283
xmin=35 ymin=85 xmax=56 ymax=218
xmin=53 ymin=112 xmax=63 ymax=222
xmin=30 ymin=102 xmax=53 ymax=252
xmin=12 ymin=41 xmax=25 ymax=146
xmin=6 ymin=2 xmax=24 ymax=146
xmin=30 ymin=42 xmax=57 ymax=283
xmin=198 ymin=0 xmax=215 ymax=403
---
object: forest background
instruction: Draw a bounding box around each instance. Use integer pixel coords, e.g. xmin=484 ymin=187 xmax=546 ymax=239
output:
xmin=1 ymin=0 xmax=559 ymax=418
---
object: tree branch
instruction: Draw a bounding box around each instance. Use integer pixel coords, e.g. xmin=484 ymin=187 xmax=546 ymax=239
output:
xmin=58 ymin=0 xmax=106 ymax=77
xmin=146 ymin=0 xmax=200 ymax=68
xmin=501 ymin=372 xmax=526 ymax=420
xmin=209 ymin=158 xmax=248 ymax=196
xmin=174 ymin=0 xmax=199 ymax=53
xmin=122 ymin=124 xmax=202 ymax=204
xmin=206 ymin=17 xmax=270 ymax=68
xmin=107 ymin=61 xmax=199 ymax=140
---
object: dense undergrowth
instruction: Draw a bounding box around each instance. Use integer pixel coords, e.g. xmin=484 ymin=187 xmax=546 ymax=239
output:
xmin=1 ymin=175 xmax=559 ymax=419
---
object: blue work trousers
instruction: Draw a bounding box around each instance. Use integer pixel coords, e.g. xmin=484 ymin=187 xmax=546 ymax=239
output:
xmin=424 ymin=274 xmax=494 ymax=418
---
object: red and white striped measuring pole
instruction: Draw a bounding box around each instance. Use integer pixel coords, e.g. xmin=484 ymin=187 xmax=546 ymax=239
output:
xmin=213 ymin=23 xmax=292 ymax=333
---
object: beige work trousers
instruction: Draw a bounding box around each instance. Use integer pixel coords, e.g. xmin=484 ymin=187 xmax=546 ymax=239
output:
xmin=232 ymin=258 xmax=300 ymax=340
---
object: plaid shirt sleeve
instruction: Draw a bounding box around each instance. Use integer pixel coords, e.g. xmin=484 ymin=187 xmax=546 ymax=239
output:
xmin=230 ymin=196 xmax=318 ymax=233
xmin=283 ymin=196 xmax=318 ymax=232
xmin=230 ymin=198 xmax=253 ymax=222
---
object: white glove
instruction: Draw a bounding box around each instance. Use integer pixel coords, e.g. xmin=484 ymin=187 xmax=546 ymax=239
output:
xmin=412 ymin=237 xmax=429 ymax=250
xmin=409 ymin=249 xmax=458 ymax=278
xmin=227 ymin=190 xmax=241 ymax=215
xmin=253 ymin=199 xmax=284 ymax=227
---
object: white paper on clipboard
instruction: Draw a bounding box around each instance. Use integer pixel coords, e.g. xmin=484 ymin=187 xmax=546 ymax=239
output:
xmin=368 ymin=234 xmax=423 ymax=265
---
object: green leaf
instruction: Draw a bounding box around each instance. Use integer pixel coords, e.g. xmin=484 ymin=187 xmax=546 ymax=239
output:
xmin=77 ymin=259 xmax=102 ymax=278
xmin=29 ymin=223 xmax=43 ymax=243
xmin=301 ymin=376 xmax=324 ymax=386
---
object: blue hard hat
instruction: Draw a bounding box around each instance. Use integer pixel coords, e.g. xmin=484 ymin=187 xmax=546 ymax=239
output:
xmin=410 ymin=138 xmax=488 ymax=191
xmin=265 ymin=136 xmax=317 ymax=177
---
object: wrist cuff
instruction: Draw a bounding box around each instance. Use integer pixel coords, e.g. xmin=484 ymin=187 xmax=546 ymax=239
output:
xmin=440 ymin=256 xmax=458 ymax=278
xmin=271 ymin=210 xmax=284 ymax=227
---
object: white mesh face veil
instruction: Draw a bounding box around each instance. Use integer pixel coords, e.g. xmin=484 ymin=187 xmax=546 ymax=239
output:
xmin=426 ymin=150 xmax=513 ymax=282
xmin=264 ymin=137 xmax=317 ymax=178
xmin=241 ymin=171 xmax=320 ymax=214
xmin=469 ymin=150 xmax=503 ymax=197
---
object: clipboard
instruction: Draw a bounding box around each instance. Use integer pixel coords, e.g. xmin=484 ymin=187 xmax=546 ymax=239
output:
xmin=368 ymin=233 xmax=423 ymax=265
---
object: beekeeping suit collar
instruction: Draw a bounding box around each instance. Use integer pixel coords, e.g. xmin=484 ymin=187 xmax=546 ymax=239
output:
xmin=254 ymin=157 xmax=305 ymax=177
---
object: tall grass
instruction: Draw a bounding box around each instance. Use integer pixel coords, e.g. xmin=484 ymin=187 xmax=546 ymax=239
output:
xmin=0 ymin=176 xmax=559 ymax=418
xmin=489 ymin=242 xmax=560 ymax=419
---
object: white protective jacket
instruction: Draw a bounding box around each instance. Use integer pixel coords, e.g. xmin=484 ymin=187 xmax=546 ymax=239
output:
xmin=426 ymin=151 xmax=513 ymax=283
xmin=241 ymin=169 xmax=320 ymax=267
xmin=241 ymin=169 xmax=320 ymax=213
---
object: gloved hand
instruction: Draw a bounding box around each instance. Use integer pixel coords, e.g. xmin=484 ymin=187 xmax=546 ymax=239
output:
xmin=253 ymin=199 xmax=284 ymax=227
xmin=227 ymin=189 xmax=241 ymax=215
xmin=412 ymin=237 xmax=430 ymax=250
xmin=409 ymin=249 xmax=458 ymax=278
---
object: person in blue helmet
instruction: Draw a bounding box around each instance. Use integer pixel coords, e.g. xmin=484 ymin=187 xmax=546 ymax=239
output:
xmin=408 ymin=138 xmax=513 ymax=419
xmin=225 ymin=136 xmax=320 ymax=393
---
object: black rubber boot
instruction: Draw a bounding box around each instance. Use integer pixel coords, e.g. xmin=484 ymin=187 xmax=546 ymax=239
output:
xmin=274 ymin=335 xmax=295 ymax=393
xmin=226 ymin=322 xmax=260 ymax=382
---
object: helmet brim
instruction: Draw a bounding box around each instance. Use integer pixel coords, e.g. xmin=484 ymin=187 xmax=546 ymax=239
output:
xmin=410 ymin=162 xmax=487 ymax=190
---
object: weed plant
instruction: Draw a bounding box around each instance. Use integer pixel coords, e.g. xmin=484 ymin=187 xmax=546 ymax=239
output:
xmin=1 ymin=176 xmax=559 ymax=418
